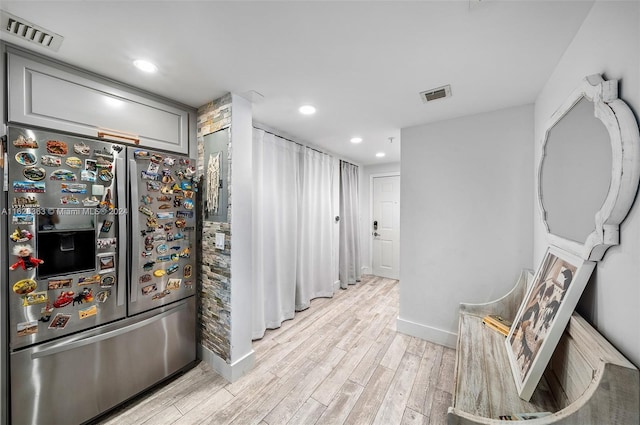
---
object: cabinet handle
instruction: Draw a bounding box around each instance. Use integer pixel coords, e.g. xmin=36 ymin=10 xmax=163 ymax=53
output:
xmin=98 ymin=131 xmax=140 ymax=145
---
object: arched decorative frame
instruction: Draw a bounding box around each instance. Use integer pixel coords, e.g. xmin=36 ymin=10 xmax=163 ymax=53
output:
xmin=537 ymin=74 xmax=640 ymax=261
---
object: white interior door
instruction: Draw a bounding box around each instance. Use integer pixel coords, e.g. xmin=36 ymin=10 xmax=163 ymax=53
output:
xmin=372 ymin=175 xmax=400 ymax=279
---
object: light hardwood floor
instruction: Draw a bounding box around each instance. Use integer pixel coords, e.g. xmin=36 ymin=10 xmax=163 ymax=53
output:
xmin=96 ymin=276 xmax=455 ymax=425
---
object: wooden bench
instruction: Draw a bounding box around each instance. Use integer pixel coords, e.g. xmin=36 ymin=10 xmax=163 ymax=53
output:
xmin=448 ymin=270 xmax=639 ymax=424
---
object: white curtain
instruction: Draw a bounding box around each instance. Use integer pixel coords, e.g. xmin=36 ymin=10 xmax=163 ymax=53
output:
xmin=296 ymin=148 xmax=335 ymax=310
xmin=252 ymin=130 xmax=300 ymax=339
xmin=339 ymin=160 xmax=362 ymax=288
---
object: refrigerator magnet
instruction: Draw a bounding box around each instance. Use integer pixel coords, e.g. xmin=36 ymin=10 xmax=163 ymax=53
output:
xmin=173 ymin=196 xmax=183 ymax=208
xmin=41 ymin=155 xmax=62 ymax=167
xmin=179 ymin=248 xmax=190 ymax=259
xmin=166 ymin=265 xmax=179 ymax=275
xmin=22 ymin=291 xmax=48 ymax=307
xmin=78 ymin=275 xmax=101 ymax=286
xmin=139 ymin=274 xmax=152 ymax=283
xmin=157 ymin=255 xmax=171 ymax=262
xmin=164 ymin=223 xmax=174 ymax=231
xmin=40 ymin=304 xmax=54 ymax=322
xmin=94 ymin=148 xmax=113 ymax=160
xmin=96 ymin=156 xmax=113 ymax=168
xmin=23 ymin=167 xmax=46 ymax=181
xmin=46 ymin=140 xmax=68 ymax=156
xmin=142 ymin=284 xmax=157 ymax=295
xmin=146 ymin=217 xmax=159 ymax=228
xmin=152 ymin=290 xmax=170 ymax=300
xmin=92 ymin=184 xmax=104 ymax=196
xmin=166 ymin=278 xmax=181 ymax=290
xmin=17 ymin=320 xmax=38 ymax=337
xmin=183 ymin=199 xmax=194 ymax=210
xmin=140 ymin=195 xmax=153 ymax=205
xmin=134 ymin=150 xmax=150 ymax=160
xmin=184 ymin=190 xmax=194 ymax=199
xmin=147 ymin=162 xmax=160 ymax=175
xmin=161 ymin=168 xmax=172 ymax=177
xmin=79 ymin=305 xmax=98 ymax=320
xmin=12 ymin=279 xmax=37 ymax=295
xmin=100 ymin=220 xmax=113 ymax=233
xmin=96 ymin=290 xmax=111 ymax=303
xmin=13 ymin=135 xmax=38 ymax=148
xmin=97 ymin=238 xmax=117 ymax=249
xmin=173 ymin=232 xmax=184 ymax=241
xmin=157 ymin=195 xmax=172 ymax=202
xmin=166 ymin=232 xmax=174 ymax=241
xmin=153 ymin=269 xmax=165 ymax=278
xmin=65 ymin=157 xmax=82 ymax=168
xmin=60 ymin=195 xmax=81 ymax=205
xmin=184 ymin=265 xmax=193 ymax=278
xmin=156 ymin=244 xmax=168 ymax=254
xmin=48 ymin=313 xmax=71 ymax=329
xmin=158 ymin=204 xmax=172 ymax=210
xmin=12 ymin=195 xmax=39 ymax=208
xmin=141 ymin=251 xmax=153 ymax=258
xmin=85 ymin=159 xmax=97 ymax=172
xmin=81 ymin=170 xmax=97 ymax=182
xmin=147 ymin=181 xmax=161 ymax=192
xmin=163 ymin=157 xmax=175 ymax=166
xmin=138 ymin=206 xmax=155 ymax=217
xmin=161 ymin=185 xmax=173 ymax=195
xmin=175 ymin=219 xmax=186 ymax=228
xmin=53 ymin=291 xmax=75 ymax=308
xmin=100 ymin=275 xmax=115 ymax=287
xmin=10 ymin=227 xmax=33 ymax=243
xmin=150 ymin=154 xmax=163 ymax=164
xmin=170 ymin=253 xmax=179 ymax=262
xmin=184 ymin=280 xmax=194 ymax=289
xmin=47 ymin=279 xmax=72 ymax=290
xmin=15 ymin=151 xmax=37 ymax=166
xmin=61 ymin=183 xmax=87 ymax=194
xmin=76 ymin=288 xmax=94 ymax=304
xmin=157 ymin=212 xmax=174 ymax=220
xmin=143 ymin=261 xmax=156 ymax=271
xmin=13 ymin=181 xmax=45 ymax=193
xmin=177 ymin=211 xmax=193 ymax=219
xmin=74 ymin=142 xmax=91 ymax=156
xmin=153 ymin=234 xmax=166 ymax=242
xmin=50 ymin=169 xmax=77 ymax=181
xmin=82 ymin=196 xmax=100 ymax=207
xmin=161 ymin=175 xmax=175 ymax=184
xmin=98 ymin=253 xmax=115 ymax=272
xmin=98 ymin=169 xmax=113 ymax=182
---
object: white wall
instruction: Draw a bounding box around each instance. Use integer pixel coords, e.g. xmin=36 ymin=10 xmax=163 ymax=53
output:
xmin=360 ymin=162 xmax=401 ymax=274
xmin=399 ymin=105 xmax=534 ymax=347
xmin=534 ymin=1 xmax=640 ymax=367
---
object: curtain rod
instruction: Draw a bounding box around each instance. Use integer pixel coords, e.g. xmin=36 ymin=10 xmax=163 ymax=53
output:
xmin=252 ymin=125 xmax=358 ymax=168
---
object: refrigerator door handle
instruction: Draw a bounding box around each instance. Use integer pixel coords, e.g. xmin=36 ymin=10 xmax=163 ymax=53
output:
xmin=31 ymin=301 xmax=189 ymax=359
xmin=116 ymin=155 xmax=127 ymax=307
xmin=129 ymin=158 xmax=139 ymax=303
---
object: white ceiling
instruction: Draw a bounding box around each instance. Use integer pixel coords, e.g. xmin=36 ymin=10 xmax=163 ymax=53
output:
xmin=1 ymin=1 xmax=594 ymax=165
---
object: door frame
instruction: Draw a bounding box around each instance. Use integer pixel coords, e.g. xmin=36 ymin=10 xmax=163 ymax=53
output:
xmin=369 ymin=172 xmax=401 ymax=275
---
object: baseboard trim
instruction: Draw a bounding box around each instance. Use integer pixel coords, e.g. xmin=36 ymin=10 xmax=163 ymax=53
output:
xmin=198 ymin=344 xmax=256 ymax=383
xmin=396 ymin=316 xmax=457 ymax=348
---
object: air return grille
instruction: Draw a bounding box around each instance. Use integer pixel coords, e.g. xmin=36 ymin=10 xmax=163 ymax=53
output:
xmin=1 ymin=10 xmax=63 ymax=51
xmin=420 ymin=85 xmax=452 ymax=103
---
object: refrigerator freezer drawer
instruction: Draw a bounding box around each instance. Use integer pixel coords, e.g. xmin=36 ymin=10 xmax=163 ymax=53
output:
xmin=10 ymin=297 xmax=196 ymax=425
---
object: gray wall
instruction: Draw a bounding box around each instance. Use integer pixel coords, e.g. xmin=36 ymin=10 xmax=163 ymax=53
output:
xmin=534 ymin=1 xmax=640 ymax=367
xmin=399 ymin=104 xmax=534 ymax=347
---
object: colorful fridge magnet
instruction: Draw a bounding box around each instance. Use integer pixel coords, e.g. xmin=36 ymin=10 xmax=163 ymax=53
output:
xmin=143 ymin=261 xmax=156 ymax=271
xmin=60 ymin=195 xmax=80 ymax=205
xmin=166 ymin=264 xmax=179 ymax=275
xmin=96 ymin=156 xmax=113 ymax=169
xmin=175 ymin=218 xmax=186 ymax=228
xmin=140 ymin=195 xmax=153 ymax=205
xmin=60 ymin=183 xmax=87 ymax=194
xmin=146 ymin=217 xmax=158 ymax=228
xmin=23 ymin=167 xmax=46 ymax=181
xmin=78 ymin=275 xmax=101 ymax=286
xmin=97 ymin=238 xmax=117 ymax=249
xmin=98 ymin=254 xmax=115 ymax=272
xmin=156 ymin=244 xmax=168 ymax=254
xmin=10 ymin=227 xmax=33 ymax=243
xmin=22 ymin=291 xmax=48 ymax=307
xmin=15 ymin=151 xmax=37 ymax=166
xmin=12 ymin=213 xmax=34 ymax=225
xmin=141 ymin=283 xmax=157 ymax=295
xmin=163 ymin=157 xmax=175 ymax=166
xmin=161 ymin=175 xmax=175 ymax=184
xmin=12 ymin=195 xmax=39 ymax=208
xmin=152 ymin=290 xmax=170 ymax=300
xmin=13 ymin=181 xmax=45 ymax=193
xmin=17 ymin=320 xmax=39 ymax=337
xmin=50 ymin=169 xmax=77 ymax=181
xmin=81 ymin=170 xmax=97 ymax=182
xmin=82 ymin=196 xmax=100 ymax=207
xmin=53 ymin=291 xmax=75 ymax=308
xmin=12 ymin=278 xmax=37 ymax=295
xmin=158 ymin=204 xmax=172 ymax=210
xmin=173 ymin=232 xmax=184 ymax=240
xmin=100 ymin=188 xmax=114 ymax=209
xmin=150 ymin=154 xmax=163 ymax=164
xmin=176 ymin=211 xmax=193 ymax=219
xmin=96 ymin=290 xmax=111 ymax=303
xmin=74 ymin=142 xmax=91 ymax=156
xmin=166 ymin=278 xmax=181 ymax=290
xmin=100 ymin=275 xmax=115 ymax=287
xmin=147 ymin=163 xmax=160 ymax=176
xmin=147 ymin=181 xmax=161 ymax=192
xmin=48 ymin=314 xmax=71 ymax=329
xmin=184 ymin=190 xmax=194 ymax=199
xmin=13 ymin=135 xmax=38 ymax=148
xmin=139 ymin=274 xmax=152 ymax=283
xmin=10 ymin=245 xmax=44 ymax=271
xmin=100 ymin=220 xmax=113 ymax=233
xmin=138 ymin=206 xmax=155 ymax=217
xmin=73 ymin=288 xmax=93 ymax=305
xmin=47 ymin=279 xmax=72 ymax=290
xmin=153 ymin=269 xmax=165 ymax=278
xmin=179 ymin=248 xmax=190 ymax=259
xmin=40 ymin=304 xmax=54 ymax=322
xmin=93 ymin=148 xmax=113 ymax=160
xmin=183 ymin=199 xmax=194 ymax=210
xmin=153 ymin=234 xmax=166 ymax=242
xmin=173 ymin=196 xmax=183 ymax=208
xmin=85 ymin=159 xmax=97 ymax=172
xmin=156 ymin=255 xmax=171 ymax=262
xmin=157 ymin=212 xmax=174 ymax=220
xmin=184 ymin=264 xmax=193 ymax=278
xmin=41 ymin=155 xmax=62 ymax=167
xmin=98 ymin=169 xmax=113 ymax=182
xmin=184 ymin=280 xmax=193 ymax=289
xmin=65 ymin=157 xmax=82 ymax=168
xmin=166 ymin=233 xmax=174 ymax=242
xmin=79 ymin=305 xmax=98 ymax=319
xmin=46 ymin=140 xmax=68 ymax=156
xmin=134 ymin=150 xmax=150 ymax=160
xmin=157 ymin=195 xmax=172 ymax=202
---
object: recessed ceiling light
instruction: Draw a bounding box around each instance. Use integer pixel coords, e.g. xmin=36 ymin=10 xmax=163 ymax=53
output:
xmin=133 ymin=59 xmax=158 ymax=73
xmin=376 ymin=152 xmax=386 ymax=158
xmin=299 ymin=105 xmax=316 ymax=115
xmin=350 ymin=137 xmax=363 ymax=144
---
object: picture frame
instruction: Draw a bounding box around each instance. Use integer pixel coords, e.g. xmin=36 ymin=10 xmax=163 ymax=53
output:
xmin=505 ymin=246 xmax=596 ymax=401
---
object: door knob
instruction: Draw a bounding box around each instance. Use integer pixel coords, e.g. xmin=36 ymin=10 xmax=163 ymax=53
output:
xmin=373 ymin=232 xmax=380 ymax=237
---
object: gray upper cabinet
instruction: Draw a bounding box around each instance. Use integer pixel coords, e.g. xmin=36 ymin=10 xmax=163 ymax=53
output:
xmin=7 ymin=48 xmax=194 ymax=154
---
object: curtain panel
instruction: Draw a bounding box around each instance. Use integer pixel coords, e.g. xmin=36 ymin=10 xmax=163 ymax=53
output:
xmin=339 ymin=160 xmax=362 ymax=288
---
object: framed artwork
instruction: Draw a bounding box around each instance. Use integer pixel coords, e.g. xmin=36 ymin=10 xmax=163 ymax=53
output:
xmin=505 ymin=246 xmax=596 ymax=401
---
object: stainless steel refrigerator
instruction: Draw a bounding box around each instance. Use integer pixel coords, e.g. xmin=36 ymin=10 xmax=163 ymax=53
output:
xmin=5 ymin=126 xmax=197 ymax=424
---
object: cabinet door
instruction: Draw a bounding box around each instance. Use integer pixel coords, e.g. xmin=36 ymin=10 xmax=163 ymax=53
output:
xmin=7 ymin=49 xmax=192 ymax=154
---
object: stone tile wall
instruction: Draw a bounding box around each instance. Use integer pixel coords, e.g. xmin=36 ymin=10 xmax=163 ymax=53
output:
xmin=197 ymin=93 xmax=232 ymax=362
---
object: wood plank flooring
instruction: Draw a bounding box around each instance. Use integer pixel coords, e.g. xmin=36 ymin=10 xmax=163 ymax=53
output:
xmin=96 ymin=276 xmax=455 ymax=425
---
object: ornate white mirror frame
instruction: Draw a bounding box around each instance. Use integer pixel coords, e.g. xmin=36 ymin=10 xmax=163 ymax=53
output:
xmin=537 ymin=74 xmax=640 ymax=261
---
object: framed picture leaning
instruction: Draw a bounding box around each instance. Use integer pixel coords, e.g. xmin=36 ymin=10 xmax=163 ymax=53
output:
xmin=506 ymin=246 xmax=596 ymax=400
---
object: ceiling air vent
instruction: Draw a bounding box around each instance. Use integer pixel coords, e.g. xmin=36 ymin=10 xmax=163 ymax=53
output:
xmin=1 ymin=10 xmax=63 ymax=51
xmin=420 ymin=85 xmax=452 ymax=103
